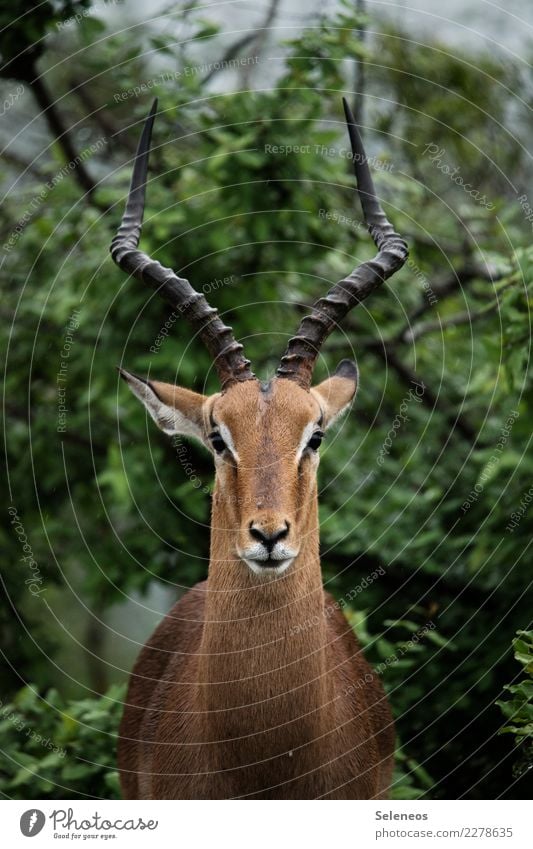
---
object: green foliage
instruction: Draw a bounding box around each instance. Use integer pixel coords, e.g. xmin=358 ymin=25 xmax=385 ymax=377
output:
xmin=349 ymin=607 xmax=452 ymax=797
xmin=497 ymin=631 xmax=533 ymax=780
xmin=392 ymin=747 xmax=435 ymax=800
xmin=1 ymin=0 xmax=532 ymax=800
xmin=0 ymin=685 xmax=123 ymax=798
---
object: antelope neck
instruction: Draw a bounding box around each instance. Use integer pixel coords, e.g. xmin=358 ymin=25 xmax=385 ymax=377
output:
xmin=197 ymin=491 xmax=330 ymax=733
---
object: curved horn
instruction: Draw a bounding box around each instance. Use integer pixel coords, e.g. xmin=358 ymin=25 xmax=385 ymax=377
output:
xmin=110 ymin=99 xmax=254 ymax=391
xmin=277 ymin=98 xmax=408 ymax=388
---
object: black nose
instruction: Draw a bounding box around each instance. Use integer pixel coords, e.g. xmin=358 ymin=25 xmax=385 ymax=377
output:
xmin=249 ymin=521 xmax=290 ymax=553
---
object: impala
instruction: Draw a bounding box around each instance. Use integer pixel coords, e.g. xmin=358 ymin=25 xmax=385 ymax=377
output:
xmin=112 ymin=97 xmax=408 ymax=799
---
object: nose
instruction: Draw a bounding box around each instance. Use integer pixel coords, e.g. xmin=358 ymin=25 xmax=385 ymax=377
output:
xmin=249 ymin=520 xmax=290 ymax=553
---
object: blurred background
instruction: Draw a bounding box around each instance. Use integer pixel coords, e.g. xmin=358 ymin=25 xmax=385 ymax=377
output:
xmin=0 ymin=0 xmax=532 ymax=799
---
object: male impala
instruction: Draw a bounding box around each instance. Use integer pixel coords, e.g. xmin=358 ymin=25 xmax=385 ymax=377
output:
xmin=112 ymin=98 xmax=408 ymax=799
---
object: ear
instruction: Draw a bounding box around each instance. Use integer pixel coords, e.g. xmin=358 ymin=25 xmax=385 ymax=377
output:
xmin=310 ymin=359 xmax=358 ymax=430
xmin=118 ymin=368 xmax=211 ymax=443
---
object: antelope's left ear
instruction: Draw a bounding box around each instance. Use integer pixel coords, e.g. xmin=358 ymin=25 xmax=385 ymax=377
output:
xmin=311 ymin=359 xmax=358 ymax=430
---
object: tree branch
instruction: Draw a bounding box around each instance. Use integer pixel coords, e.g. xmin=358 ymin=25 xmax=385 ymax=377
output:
xmin=68 ymin=77 xmax=135 ymax=154
xmin=202 ymin=0 xmax=281 ymax=85
xmin=404 ymin=303 xmax=496 ymax=344
xmin=0 ymin=149 xmax=46 ymax=179
xmin=352 ymin=0 xmax=367 ymax=127
xmin=365 ymin=339 xmax=478 ymax=443
xmin=401 ymin=270 xmax=514 ymax=343
xmin=401 ymin=231 xmax=463 ymax=256
xmin=30 ymin=72 xmax=97 ymax=198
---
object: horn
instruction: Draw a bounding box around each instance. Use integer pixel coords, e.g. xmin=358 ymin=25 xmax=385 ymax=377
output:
xmin=110 ymin=99 xmax=254 ymax=390
xmin=276 ymin=98 xmax=408 ymax=387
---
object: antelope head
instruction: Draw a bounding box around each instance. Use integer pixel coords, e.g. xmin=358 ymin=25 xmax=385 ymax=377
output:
xmin=111 ymin=99 xmax=408 ymax=577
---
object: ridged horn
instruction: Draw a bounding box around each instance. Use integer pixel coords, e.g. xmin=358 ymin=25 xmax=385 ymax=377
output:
xmin=110 ymin=99 xmax=254 ymax=390
xmin=277 ymin=98 xmax=408 ymax=387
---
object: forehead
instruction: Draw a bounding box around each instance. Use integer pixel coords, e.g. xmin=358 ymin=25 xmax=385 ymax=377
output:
xmin=212 ymin=378 xmax=320 ymax=437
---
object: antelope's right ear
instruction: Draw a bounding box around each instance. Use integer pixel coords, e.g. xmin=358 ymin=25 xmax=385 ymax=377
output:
xmin=118 ymin=368 xmax=210 ymax=442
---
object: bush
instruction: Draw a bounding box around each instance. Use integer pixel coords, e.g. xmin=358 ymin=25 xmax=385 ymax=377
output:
xmin=0 ymin=685 xmax=124 ymax=799
xmin=497 ymin=631 xmax=533 ymax=781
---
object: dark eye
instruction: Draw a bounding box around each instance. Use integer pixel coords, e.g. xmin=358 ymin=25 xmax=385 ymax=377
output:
xmin=307 ymin=430 xmax=324 ymax=451
xmin=209 ymin=432 xmax=226 ymax=454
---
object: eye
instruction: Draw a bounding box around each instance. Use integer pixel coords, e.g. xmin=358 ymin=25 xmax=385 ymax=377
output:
xmin=209 ymin=431 xmax=226 ymax=454
xmin=307 ymin=430 xmax=324 ymax=451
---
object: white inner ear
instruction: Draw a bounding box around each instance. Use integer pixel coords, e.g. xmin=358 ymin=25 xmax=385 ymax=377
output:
xmin=310 ymin=387 xmax=356 ymax=431
xmin=123 ymin=373 xmax=203 ymax=441
xmin=323 ymin=399 xmax=352 ymax=431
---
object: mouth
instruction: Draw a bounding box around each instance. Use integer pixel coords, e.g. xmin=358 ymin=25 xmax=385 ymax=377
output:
xmin=242 ymin=557 xmax=294 ymax=576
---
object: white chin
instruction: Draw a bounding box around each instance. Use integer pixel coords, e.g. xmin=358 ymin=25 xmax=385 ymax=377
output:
xmin=244 ymin=558 xmax=294 ymax=576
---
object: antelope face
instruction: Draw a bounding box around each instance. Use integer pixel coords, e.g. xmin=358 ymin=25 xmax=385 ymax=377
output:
xmin=119 ymin=361 xmax=357 ymax=576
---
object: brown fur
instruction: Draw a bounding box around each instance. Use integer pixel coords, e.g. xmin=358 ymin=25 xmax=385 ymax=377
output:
xmin=117 ymin=377 xmax=395 ymax=799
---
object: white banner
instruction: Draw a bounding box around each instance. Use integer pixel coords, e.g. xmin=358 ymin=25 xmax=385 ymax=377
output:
xmin=2 ymin=800 xmax=530 ymax=848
